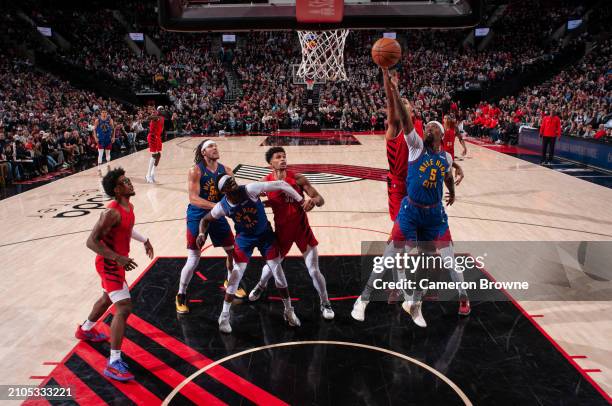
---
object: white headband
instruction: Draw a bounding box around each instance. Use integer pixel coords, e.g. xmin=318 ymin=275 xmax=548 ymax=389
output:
xmin=426 ymin=120 xmax=445 ymax=136
xmin=217 ymin=174 xmax=231 ymax=191
xmin=201 ymin=140 xmax=216 ymax=151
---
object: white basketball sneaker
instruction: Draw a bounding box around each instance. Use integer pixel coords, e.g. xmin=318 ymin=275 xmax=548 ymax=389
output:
xmin=351 ymin=296 xmax=368 ymax=322
xmin=402 ymin=300 xmax=427 ymax=328
xmin=320 ymin=301 xmax=335 ymax=320
xmin=248 ymin=283 xmax=266 ymax=302
xmin=283 ymin=306 xmax=301 ymax=327
xmin=218 ymin=312 xmax=232 ymax=334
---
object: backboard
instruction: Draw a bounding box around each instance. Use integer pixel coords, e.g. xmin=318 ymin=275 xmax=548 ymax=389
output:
xmin=159 ymin=0 xmax=483 ymax=32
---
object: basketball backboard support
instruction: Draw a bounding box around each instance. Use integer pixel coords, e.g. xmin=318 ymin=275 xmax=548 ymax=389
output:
xmin=159 ymin=0 xmax=483 ymax=32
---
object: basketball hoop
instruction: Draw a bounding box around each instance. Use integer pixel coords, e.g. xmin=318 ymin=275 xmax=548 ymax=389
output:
xmin=297 ymin=30 xmax=349 ymax=82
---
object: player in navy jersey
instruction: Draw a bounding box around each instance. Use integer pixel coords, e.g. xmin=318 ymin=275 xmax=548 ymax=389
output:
xmin=175 ymin=140 xmax=243 ymax=314
xmin=94 ymin=110 xmax=114 ymax=175
xmin=353 ymin=68 xmax=469 ymax=326
xmin=198 ymin=175 xmax=305 ymax=333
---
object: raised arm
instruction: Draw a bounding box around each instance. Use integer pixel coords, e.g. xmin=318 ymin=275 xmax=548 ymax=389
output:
xmin=187 ymin=166 xmax=216 ymax=210
xmin=386 ymin=69 xmax=414 ymax=136
xmin=295 ymin=173 xmax=324 ymax=212
xmin=246 ymin=181 xmax=304 ymax=203
xmin=382 ymin=68 xmax=399 ymax=140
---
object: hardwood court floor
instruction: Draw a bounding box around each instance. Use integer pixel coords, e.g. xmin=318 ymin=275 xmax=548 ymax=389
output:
xmin=1 ymin=133 xmax=611 ymax=401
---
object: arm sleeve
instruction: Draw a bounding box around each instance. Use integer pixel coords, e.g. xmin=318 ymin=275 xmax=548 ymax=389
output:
xmin=404 ymin=128 xmax=424 ymax=161
xmin=210 ymin=202 xmax=227 ymax=219
xmin=445 ymin=152 xmax=454 ymax=174
xmin=246 ymin=181 xmax=304 ymax=202
xmin=131 ymin=229 xmax=148 ymax=243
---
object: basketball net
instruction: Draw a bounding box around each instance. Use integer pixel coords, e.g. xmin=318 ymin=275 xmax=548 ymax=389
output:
xmin=297 ymin=30 xmax=349 ymax=82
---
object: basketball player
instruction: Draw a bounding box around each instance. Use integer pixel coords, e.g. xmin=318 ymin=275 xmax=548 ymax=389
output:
xmin=75 ymin=168 xmax=154 ymax=381
xmin=175 ymin=139 xmax=245 ymax=314
xmin=94 ymin=110 xmax=114 ymax=175
xmin=443 ymin=115 xmax=467 ymax=161
xmin=198 ymin=176 xmax=304 ymax=333
xmin=352 ymin=69 xmax=470 ymax=326
xmin=248 ymin=147 xmax=334 ymax=320
xmin=145 ymin=106 xmax=164 ymax=183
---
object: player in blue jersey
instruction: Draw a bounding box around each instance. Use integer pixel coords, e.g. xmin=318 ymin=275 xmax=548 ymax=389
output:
xmin=198 ymin=175 xmax=305 ymax=334
xmin=353 ymin=68 xmax=469 ymax=327
xmin=175 ymin=139 xmax=244 ymax=314
xmin=94 ymin=110 xmax=114 ymax=175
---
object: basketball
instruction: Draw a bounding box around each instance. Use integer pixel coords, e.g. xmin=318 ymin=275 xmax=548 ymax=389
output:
xmin=371 ymin=38 xmax=402 ymax=67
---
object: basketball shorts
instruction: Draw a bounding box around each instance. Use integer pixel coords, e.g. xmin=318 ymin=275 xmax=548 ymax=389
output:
xmin=95 ymin=256 xmax=130 ymax=302
xmin=387 ymin=175 xmax=407 ymax=221
xmin=186 ymin=216 xmax=234 ymax=250
xmin=148 ymin=134 xmax=162 ymax=153
xmin=275 ymin=221 xmax=318 ymax=257
xmin=98 ymin=138 xmax=112 ymax=150
xmin=390 ymin=198 xmax=452 ymax=247
xmin=233 ymin=226 xmax=280 ymax=263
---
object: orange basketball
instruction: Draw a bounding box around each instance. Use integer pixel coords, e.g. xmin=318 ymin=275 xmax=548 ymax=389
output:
xmin=371 ymin=38 xmax=401 ymax=68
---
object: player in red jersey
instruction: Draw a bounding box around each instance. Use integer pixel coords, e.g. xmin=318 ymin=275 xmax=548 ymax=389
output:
xmin=146 ymin=106 xmax=165 ymax=183
xmin=248 ymin=147 xmax=334 ymax=319
xmin=443 ymin=115 xmax=467 ymax=161
xmin=75 ymin=168 xmax=154 ymax=381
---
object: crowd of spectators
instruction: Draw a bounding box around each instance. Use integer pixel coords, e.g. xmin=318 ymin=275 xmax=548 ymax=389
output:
xmin=472 ymin=37 xmax=612 ymax=143
xmin=1 ymin=0 xmax=610 ymax=190
xmin=0 ymin=56 xmax=150 ymax=186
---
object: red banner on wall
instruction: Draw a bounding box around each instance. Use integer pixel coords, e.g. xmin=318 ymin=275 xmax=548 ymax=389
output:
xmin=296 ymin=0 xmax=344 ymax=23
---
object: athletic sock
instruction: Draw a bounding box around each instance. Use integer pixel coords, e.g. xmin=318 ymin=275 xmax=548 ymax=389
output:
xmin=282 ymin=298 xmax=291 ymax=310
xmin=110 ymin=350 xmax=122 ymax=364
xmin=222 ymin=300 xmax=231 ymax=314
xmin=147 ymin=157 xmax=155 ymax=177
xmin=81 ymin=320 xmax=96 ymax=331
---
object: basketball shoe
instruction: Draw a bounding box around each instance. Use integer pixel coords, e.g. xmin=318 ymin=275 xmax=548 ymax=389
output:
xmin=104 ymin=359 xmax=135 ymax=382
xmin=175 ymin=294 xmax=189 ymax=314
xmin=75 ymin=325 xmax=108 ymax=342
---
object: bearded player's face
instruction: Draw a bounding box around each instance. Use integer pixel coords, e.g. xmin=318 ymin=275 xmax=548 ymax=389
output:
xmin=270 ymin=152 xmax=287 ymax=170
xmin=425 ymin=123 xmax=443 ymax=143
xmin=117 ymin=176 xmax=135 ymax=197
xmin=203 ymin=143 xmax=219 ymax=160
